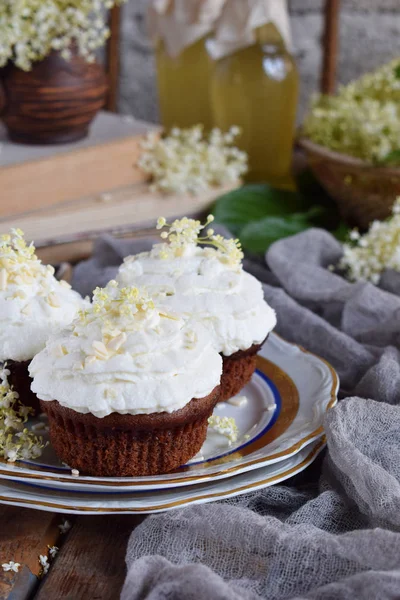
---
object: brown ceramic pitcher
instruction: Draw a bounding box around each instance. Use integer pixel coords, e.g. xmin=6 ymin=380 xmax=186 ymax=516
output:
xmin=0 ymin=48 xmax=108 ymax=145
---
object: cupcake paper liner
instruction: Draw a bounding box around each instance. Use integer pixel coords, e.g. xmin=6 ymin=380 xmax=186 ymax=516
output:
xmin=41 ymin=388 xmax=220 ymax=477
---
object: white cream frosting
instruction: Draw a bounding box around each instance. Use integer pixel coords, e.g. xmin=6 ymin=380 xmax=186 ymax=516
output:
xmin=29 ymin=283 xmax=222 ymax=418
xmin=0 ymin=230 xmax=86 ymax=362
xmin=117 ymin=243 xmax=276 ymax=356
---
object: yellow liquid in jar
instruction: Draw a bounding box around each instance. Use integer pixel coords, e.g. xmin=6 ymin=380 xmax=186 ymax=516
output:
xmin=156 ymin=36 xmax=213 ymax=131
xmin=210 ymin=27 xmax=299 ymax=188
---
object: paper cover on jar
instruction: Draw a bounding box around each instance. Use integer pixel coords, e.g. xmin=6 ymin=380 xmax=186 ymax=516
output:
xmin=147 ymin=0 xmax=227 ymax=58
xmin=206 ymin=0 xmax=292 ymax=61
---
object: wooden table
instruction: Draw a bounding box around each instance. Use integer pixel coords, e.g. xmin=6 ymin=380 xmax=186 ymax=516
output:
xmin=0 ymin=506 xmax=144 ymax=600
xmin=0 ymin=453 xmax=325 ymax=599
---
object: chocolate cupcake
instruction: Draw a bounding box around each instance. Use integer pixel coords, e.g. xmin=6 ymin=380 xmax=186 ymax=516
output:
xmin=117 ymin=216 xmax=276 ymax=402
xmin=29 ymin=282 xmax=222 ymax=476
xmin=0 ymin=229 xmax=86 ymax=412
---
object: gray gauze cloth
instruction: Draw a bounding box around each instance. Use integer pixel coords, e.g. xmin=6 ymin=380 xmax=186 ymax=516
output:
xmin=72 ymin=229 xmax=400 ymax=600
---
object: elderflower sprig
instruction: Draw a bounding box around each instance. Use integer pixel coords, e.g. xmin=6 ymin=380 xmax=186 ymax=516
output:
xmin=339 ymin=197 xmax=400 ymax=284
xmin=73 ymin=282 xmax=160 ymax=360
xmin=91 ymin=283 xmax=155 ymax=320
xmin=69 ymin=283 xmax=182 ymax=370
xmin=0 ymin=367 xmax=45 ymax=463
xmin=0 ymin=228 xmax=67 ymax=311
xmin=138 ymin=125 xmax=248 ymax=195
xmin=0 ymin=228 xmax=40 ymax=277
xmin=0 ymin=0 xmax=127 ymax=71
xmin=155 ymin=215 xmax=244 ymax=267
xmin=303 ymin=59 xmax=400 ymax=164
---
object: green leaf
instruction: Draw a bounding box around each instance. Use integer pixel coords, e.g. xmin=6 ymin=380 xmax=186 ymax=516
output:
xmin=212 ymin=178 xmax=343 ymax=255
xmin=380 ymin=149 xmax=400 ymax=165
xmin=394 ymin=65 xmax=400 ymax=79
xmin=240 ymin=213 xmax=312 ymax=254
xmin=212 ymin=184 xmax=306 ymax=236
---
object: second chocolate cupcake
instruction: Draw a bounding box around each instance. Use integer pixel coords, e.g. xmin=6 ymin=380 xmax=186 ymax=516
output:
xmin=117 ymin=216 xmax=277 ymax=402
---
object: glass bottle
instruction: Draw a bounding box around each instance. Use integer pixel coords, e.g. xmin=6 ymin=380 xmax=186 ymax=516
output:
xmin=210 ymin=24 xmax=299 ymax=188
xmin=155 ymin=36 xmax=214 ymax=131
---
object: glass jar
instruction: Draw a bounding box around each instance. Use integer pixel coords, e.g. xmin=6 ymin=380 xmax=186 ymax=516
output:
xmin=210 ymin=24 xmax=299 ymax=188
xmin=155 ymin=35 xmax=214 ymax=131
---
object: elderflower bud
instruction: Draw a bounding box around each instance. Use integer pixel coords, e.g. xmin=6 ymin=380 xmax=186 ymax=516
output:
xmin=156 ymin=217 xmax=166 ymax=229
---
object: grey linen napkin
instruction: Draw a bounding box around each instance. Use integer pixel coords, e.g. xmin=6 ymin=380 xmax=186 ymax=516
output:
xmin=73 ymin=229 xmax=400 ymax=600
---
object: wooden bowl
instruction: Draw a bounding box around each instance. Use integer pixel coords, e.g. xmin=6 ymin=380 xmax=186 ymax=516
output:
xmin=299 ymin=138 xmax=400 ymax=230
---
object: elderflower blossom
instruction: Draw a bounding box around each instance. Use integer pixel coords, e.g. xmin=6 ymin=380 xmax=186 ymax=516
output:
xmin=38 ymin=544 xmax=59 ymax=578
xmin=2 ymin=561 xmax=21 ymax=572
xmin=61 ymin=283 xmax=184 ymax=371
xmin=0 ymin=368 xmax=44 ymax=463
xmin=138 ymin=126 xmax=248 ymax=195
xmin=58 ymin=519 xmax=72 ymax=534
xmin=154 ymin=215 xmax=244 ymax=267
xmin=303 ymin=59 xmax=400 ymax=164
xmin=0 ymin=0 xmax=127 ymax=71
xmin=0 ymin=228 xmax=41 ymax=279
xmin=39 ymin=554 xmax=50 ymax=576
xmin=48 ymin=546 xmax=59 ymax=559
xmin=339 ymin=197 xmax=400 ymax=283
xmin=0 ymin=229 xmax=68 ymax=311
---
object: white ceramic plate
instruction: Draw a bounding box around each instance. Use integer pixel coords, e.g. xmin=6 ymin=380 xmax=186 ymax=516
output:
xmin=0 ymin=439 xmax=325 ymax=514
xmin=0 ymin=335 xmax=338 ymax=492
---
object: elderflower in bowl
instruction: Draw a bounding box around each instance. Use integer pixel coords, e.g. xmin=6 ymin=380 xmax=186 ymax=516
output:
xmin=137 ymin=125 xmax=248 ymax=195
xmin=339 ymin=197 xmax=400 ymax=284
xmin=300 ymin=59 xmax=400 ymax=230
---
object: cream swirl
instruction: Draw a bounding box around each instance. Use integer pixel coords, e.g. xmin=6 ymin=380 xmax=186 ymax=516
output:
xmin=117 ymin=243 xmax=277 ymax=356
xmin=0 ymin=229 xmax=86 ymax=362
xmin=29 ymin=282 xmax=222 ymax=418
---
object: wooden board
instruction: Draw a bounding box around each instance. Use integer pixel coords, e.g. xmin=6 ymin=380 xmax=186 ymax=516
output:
xmin=0 ymin=508 xmax=145 ymax=600
xmin=0 ymin=113 xmax=160 ymax=218
xmin=0 ymin=506 xmax=65 ymax=600
xmin=0 ymin=182 xmax=234 ymax=248
xmin=34 ymin=516 xmax=144 ymax=600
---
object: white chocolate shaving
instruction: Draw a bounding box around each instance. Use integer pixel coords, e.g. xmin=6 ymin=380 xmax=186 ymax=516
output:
xmin=228 ymin=395 xmax=248 ymax=407
xmin=20 ymin=303 xmax=32 ymax=316
xmin=92 ymin=341 xmax=109 ymax=360
xmin=84 ymin=355 xmax=97 ymax=367
xmin=106 ymin=332 xmax=127 ymax=352
xmin=0 ymin=268 xmax=8 ymax=291
xmin=59 ymin=280 xmax=72 ymax=289
xmin=47 ymin=292 xmax=61 ymax=308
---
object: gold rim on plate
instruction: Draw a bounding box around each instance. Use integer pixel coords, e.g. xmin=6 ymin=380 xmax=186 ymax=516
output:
xmin=0 ymin=438 xmax=326 ymax=513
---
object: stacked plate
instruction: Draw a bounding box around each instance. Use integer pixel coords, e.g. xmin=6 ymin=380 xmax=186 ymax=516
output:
xmin=0 ymin=334 xmax=338 ymax=514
